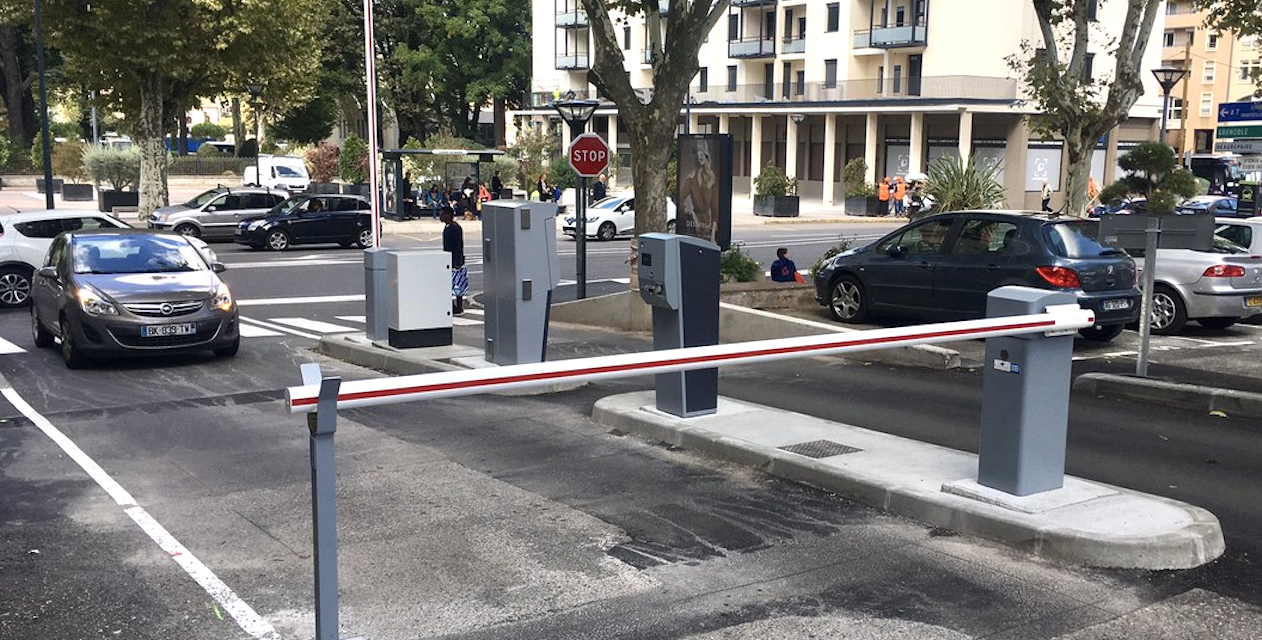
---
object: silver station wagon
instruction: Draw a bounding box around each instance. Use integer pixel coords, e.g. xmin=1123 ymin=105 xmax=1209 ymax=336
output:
xmin=148 ymin=186 xmax=288 ymax=240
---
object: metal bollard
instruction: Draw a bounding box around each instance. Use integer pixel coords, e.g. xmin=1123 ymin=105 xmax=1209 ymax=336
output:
xmin=977 ymin=287 xmax=1077 ymax=496
xmin=363 ymin=247 xmax=390 ymax=341
xmin=301 ymin=363 xmax=342 ymax=640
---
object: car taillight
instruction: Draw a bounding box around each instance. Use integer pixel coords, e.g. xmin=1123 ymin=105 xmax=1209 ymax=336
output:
xmin=1203 ymin=264 xmax=1245 ymax=278
xmin=1036 ymin=266 xmax=1080 ymax=288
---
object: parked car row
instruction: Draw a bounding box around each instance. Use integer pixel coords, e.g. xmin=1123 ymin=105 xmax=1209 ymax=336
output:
xmin=1092 ymin=195 xmax=1245 ymax=218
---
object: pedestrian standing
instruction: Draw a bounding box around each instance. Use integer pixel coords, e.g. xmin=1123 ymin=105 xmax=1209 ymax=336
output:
xmin=1041 ymin=180 xmax=1052 ymax=212
xmin=440 ymin=206 xmax=468 ymax=315
xmin=592 ymin=173 xmax=608 ymax=202
xmin=491 ymin=171 xmax=504 ymax=199
xmin=536 ymin=172 xmax=550 ymax=202
xmin=893 ymin=177 xmax=907 ymax=216
xmin=878 ymin=177 xmax=891 ymax=216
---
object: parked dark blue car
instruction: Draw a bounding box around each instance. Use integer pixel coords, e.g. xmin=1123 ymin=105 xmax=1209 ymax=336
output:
xmin=813 ymin=211 xmax=1142 ymax=342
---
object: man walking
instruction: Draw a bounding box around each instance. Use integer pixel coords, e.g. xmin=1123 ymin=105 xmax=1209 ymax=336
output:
xmin=592 ymin=173 xmax=607 ymax=202
xmin=1041 ymin=180 xmax=1052 ymax=212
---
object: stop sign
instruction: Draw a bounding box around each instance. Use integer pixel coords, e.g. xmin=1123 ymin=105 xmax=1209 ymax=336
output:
xmin=568 ymin=133 xmax=610 ymax=178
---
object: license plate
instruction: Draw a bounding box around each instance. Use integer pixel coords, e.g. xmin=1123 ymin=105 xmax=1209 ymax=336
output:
xmin=141 ymin=323 xmax=196 ymax=337
xmin=1246 ymin=296 xmax=1262 ymax=308
xmin=1102 ymin=299 xmax=1132 ymax=311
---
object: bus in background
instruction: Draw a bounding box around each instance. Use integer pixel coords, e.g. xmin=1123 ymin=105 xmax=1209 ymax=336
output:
xmin=1188 ymin=154 xmax=1246 ymax=196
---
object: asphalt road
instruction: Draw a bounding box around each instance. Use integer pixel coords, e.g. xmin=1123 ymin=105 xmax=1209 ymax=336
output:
xmin=2 ymin=223 xmax=1262 ymax=639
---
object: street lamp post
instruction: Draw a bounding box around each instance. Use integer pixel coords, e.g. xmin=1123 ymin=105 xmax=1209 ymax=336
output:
xmin=1151 ymin=67 xmax=1188 ymax=146
xmin=34 ymin=0 xmax=53 ymax=210
xmin=552 ymin=96 xmax=599 ymax=299
xmin=246 ymin=83 xmax=264 ymax=187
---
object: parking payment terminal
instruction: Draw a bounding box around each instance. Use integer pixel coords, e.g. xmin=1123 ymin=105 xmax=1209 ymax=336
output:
xmin=482 ymin=200 xmax=560 ymax=365
xmin=638 ymin=233 xmax=721 ymax=417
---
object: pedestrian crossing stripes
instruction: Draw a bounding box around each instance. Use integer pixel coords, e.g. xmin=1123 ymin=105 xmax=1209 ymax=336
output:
xmin=0 ymin=336 xmax=24 ymax=354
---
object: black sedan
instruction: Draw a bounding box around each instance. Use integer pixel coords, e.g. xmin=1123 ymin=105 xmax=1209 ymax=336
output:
xmin=235 ymin=194 xmax=374 ymax=250
xmin=1175 ymin=196 xmax=1239 ymax=217
xmin=31 ymin=230 xmax=239 ymax=368
xmin=813 ymin=211 xmax=1141 ymax=342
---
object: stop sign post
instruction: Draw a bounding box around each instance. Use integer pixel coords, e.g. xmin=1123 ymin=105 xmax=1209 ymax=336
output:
xmin=567 ymin=133 xmax=610 ymax=299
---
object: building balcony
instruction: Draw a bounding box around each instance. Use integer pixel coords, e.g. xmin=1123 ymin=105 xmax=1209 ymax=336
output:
xmin=781 ymin=36 xmax=806 ymax=54
xmin=641 ymin=48 xmax=656 ymax=65
xmin=731 ymin=0 xmax=777 ymax=6
xmin=555 ymin=11 xmax=588 ymax=28
xmin=690 ymin=75 xmax=1017 ymax=104
xmin=728 ymin=37 xmax=776 ymax=58
xmin=555 ymin=54 xmax=590 ymax=70
xmin=853 ymin=24 xmax=927 ymax=49
xmin=527 ymin=90 xmax=601 ymax=108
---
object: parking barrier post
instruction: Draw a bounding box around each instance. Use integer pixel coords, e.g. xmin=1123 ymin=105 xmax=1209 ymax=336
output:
xmin=301 ymin=363 xmax=343 ymax=640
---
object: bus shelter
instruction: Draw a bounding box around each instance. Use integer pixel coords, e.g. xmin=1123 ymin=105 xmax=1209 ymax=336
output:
xmin=381 ymin=148 xmax=506 ymax=220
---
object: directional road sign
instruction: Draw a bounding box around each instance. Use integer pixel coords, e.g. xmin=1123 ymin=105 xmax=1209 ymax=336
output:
xmin=1217 ymin=101 xmax=1262 ymax=123
xmin=1217 ymin=125 xmax=1262 ymax=139
xmin=568 ymin=133 xmax=610 ymax=178
xmin=1214 ymin=140 xmax=1262 ymax=154
xmin=1240 ymin=157 xmax=1262 ymax=173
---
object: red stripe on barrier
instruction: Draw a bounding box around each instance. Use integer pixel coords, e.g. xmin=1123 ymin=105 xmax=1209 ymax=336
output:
xmin=289 ymin=318 xmax=1057 ymax=408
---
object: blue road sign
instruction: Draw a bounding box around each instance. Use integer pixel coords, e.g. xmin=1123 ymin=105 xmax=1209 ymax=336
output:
xmin=1217 ymin=101 xmax=1262 ymax=123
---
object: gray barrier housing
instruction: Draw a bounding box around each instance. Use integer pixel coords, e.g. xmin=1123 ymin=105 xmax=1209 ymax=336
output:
xmin=387 ymin=250 xmax=453 ymax=348
xmin=482 ymin=200 xmax=560 ymax=365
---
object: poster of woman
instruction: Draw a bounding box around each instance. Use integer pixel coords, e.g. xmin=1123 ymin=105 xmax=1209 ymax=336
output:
xmin=677 ymin=134 xmax=732 ymax=250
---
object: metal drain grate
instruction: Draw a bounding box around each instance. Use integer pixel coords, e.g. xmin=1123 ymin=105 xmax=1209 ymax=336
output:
xmin=779 ymin=440 xmax=863 ymax=459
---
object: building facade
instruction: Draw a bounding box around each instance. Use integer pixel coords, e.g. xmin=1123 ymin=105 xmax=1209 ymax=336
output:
xmin=518 ymin=0 xmax=1171 ymax=210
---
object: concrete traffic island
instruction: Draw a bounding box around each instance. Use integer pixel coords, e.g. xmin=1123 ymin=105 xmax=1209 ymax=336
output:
xmin=593 ymin=390 xmax=1225 ymax=570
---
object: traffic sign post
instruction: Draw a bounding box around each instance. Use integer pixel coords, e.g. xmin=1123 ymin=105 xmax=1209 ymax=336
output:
xmin=567 ymin=133 xmax=610 ymax=300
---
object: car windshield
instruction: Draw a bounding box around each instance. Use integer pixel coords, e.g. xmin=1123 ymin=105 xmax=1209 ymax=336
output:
xmin=184 ymin=189 xmax=224 ymax=207
xmin=72 ymin=235 xmax=209 ymax=274
xmin=1044 ymin=220 xmax=1127 ymax=258
xmin=590 ymin=197 xmax=625 ymax=209
xmin=275 ymin=166 xmax=303 ymax=178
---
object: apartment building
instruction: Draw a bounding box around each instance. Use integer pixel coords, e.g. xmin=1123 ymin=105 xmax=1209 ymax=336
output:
xmin=1161 ymin=0 xmax=1260 ymax=158
xmin=519 ymin=0 xmax=1170 ymax=209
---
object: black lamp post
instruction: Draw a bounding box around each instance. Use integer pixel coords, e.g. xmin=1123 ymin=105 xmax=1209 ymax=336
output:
xmin=552 ymin=95 xmax=599 ymax=299
xmin=1151 ymin=67 xmax=1188 ymax=146
xmin=34 ymin=0 xmax=53 ymax=209
xmin=246 ymin=83 xmax=264 ymax=186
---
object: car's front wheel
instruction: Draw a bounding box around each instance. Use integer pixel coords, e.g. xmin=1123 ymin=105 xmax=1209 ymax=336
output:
xmin=597 ymin=222 xmax=617 ymax=241
xmin=60 ymin=317 xmax=85 ymax=369
xmin=1149 ymin=285 xmax=1187 ymax=335
xmin=31 ymin=306 xmax=52 ymax=348
xmin=1078 ymin=323 xmax=1125 ymax=342
xmin=829 ymin=276 xmax=869 ymax=323
xmin=266 ymin=229 xmax=291 ymax=251
xmin=0 ymin=266 xmax=33 ymax=308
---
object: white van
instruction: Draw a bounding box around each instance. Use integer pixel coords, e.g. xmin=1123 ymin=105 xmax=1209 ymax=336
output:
xmin=244 ymin=155 xmax=310 ymax=192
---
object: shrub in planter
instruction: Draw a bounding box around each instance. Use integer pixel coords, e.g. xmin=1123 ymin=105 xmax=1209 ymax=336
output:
xmin=190 ymin=122 xmax=227 ymax=140
xmin=83 ymin=146 xmax=141 ymax=212
xmin=841 ymin=158 xmax=882 ymax=215
xmin=752 ymin=163 xmax=799 ymax=217
xmin=719 ymin=243 xmax=763 ymax=283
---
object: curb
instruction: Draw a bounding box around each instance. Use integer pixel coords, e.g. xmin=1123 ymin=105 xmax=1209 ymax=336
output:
xmin=1073 ymin=373 xmax=1262 ymax=420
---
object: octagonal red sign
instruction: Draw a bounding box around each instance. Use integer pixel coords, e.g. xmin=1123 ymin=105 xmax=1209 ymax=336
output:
xmin=568 ymin=133 xmax=610 ymax=178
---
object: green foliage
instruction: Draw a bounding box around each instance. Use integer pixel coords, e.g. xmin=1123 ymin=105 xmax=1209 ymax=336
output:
xmin=809 ymin=237 xmax=856 ymax=280
xmin=508 ymin=123 xmax=557 ymax=189
xmin=0 ymin=137 xmax=12 ymax=170
xmin=549 ymin=155 xmax=578 ymax=191
xmin=190 ymin=123 xmax=227 ymax=140
xmin=304 ymin=142 xmax=340 ymax=183
xmin=196 ymin=143 xmax=225 ymax=157
xmin=488 ymin=157 xmax=518 ymax=187
xmin=237 ymin=138 xmax=259 ymax=159
xmin=269 ymin=94 xmax=337 ymax=145
xmin=842 ymin=158 xmax=875 ymax=198
xmin=260 ymin=139 xmax=279 ymax=155
xmin=1097 ymin=141 xmax=1199 ymax=214
xmin=52 ymin=142 xmax=88 ymax=183
xmin=82 ymin=145 xmax=141 ymax=191
xmin=30 ymin=135 xmax=48 ymax=172
xmin=719 ymin=243 xmax=763 ymax=283
xmin=923 ymin=156 xmax=1006 ymax=212
xmin=50 ymin=120 xmax=83 ymax=141
xmin=402 ymin=129 xmax=481 ymax=182
xmin=339 ymin=135 xmax=369 ymax=184
xmin=753 ymin=163 xmax=797 ymax=197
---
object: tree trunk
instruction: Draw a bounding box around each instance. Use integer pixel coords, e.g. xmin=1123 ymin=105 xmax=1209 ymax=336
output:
xmin=1063 ymin=129 xmax=1091 ymax=218
xmin=0 ymin=25 xmax=30 ymax=148
xmin=232 ymin=97 xmax=244 ymax=155
xmin=493 ymin=96 xmax=506 ymax=148
xmin=135 ymin=77 xmax=169 ymax=219
xmin=178 ymin=114 xmax=188 ymax=156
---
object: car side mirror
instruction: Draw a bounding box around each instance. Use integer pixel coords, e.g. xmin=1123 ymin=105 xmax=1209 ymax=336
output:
xmin=886 ymin=245 xmax=906 ymax=258
xmin=211 ymin=262 xmax=227 ymax=273
xmin=206 ymin=206 xmax=216 ymax=212
xmin=38 ymin=266 xmax=58 ymax=280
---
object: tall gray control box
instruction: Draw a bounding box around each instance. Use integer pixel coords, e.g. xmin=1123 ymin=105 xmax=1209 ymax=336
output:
xmin=482 ymin=200 xmax=560 ymax=365
xmin=638 ymin=233 xmax=721 ymax=417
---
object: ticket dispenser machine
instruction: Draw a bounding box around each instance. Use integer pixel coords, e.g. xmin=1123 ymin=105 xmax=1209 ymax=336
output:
xmin=386 ymin=250 xmax=453 ymax=348
xmin=482 ymin=200 xmax=560 ymax=365
xmin=638 ymin=233 xmax=721 ymax=417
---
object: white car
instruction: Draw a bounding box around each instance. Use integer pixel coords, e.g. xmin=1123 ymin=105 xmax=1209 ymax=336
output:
xmin=1215 ymin=217 xmax=1262 ymax=253
xmin=561 ymin=195 xmax=677 ymax=241
xmin=0 ymin=210 xmax=131 ymax=308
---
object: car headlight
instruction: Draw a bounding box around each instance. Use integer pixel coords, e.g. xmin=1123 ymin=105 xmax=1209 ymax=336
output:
xmin=247 ymin=220 xmax=269 ymax=231
xmin=212 ymin=282 xmax=233 ymax=312
xmin=77 ymin=287 xmax=118 ymax=316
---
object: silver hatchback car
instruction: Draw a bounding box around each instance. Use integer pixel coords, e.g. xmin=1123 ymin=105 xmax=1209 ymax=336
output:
xmin=148 ymin=187 xmax=287 ymax=240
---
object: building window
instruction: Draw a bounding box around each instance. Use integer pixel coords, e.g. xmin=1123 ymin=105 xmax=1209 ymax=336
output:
xmin=1241 ymin=60 xmax=1261 ymax=81
xmin=623 ymin=26 xmax=631 ymax=50
xmin=1244 ymin=36 xmax=1259 ymax=51
xmin=795 ymin=70 xmax=805 ymax=95
xmin=727 ymin=65 xmax=738 ymax=91
xmin=1163 ymin=31 xmax=1175 ymax=47
xmin=1167 ymin=97 xmax=1184 ymax=122
xmin=895 ymin=6 xmax=905 ymax=26
xmin=1082 ymin=53 xmax=1095 ymax=82
xmin=877 ymin=65 xmax=885 ymax=93
xmin=826 ymin=3 xmax=839 ymax=32
xmin=728 ymin=13 xmax=738 ymax=41
xmin=1207 ymin=32 xmax=1219 ymax=51
xmin=893 ymin=65 xmax=902 ymax=94
xmin=1200 ymin=92 xmax=1214 ymax=116
xmin=1086 ymin=0 xmax=1098 ymax=21
xmin=698 ymin=68 xmax=708 ymax=92
xmin=1203 ymin=60 xmax=1216 ymax=83
xmin=825 ymin=59 xmax=838 ymax=89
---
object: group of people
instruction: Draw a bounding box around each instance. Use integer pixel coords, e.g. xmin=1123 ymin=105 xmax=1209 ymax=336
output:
xmin=417 ymin=173 xmax=502 ymax=220
xmin=531 ymin=172 xmax=610 ymax=203
xmin=877 ymin=175 xmax=929 ymax=218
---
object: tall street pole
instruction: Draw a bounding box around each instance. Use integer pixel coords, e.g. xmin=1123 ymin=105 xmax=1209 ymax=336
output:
xmin=363 ymin=0 xmax=382 ymax=248
xmin=34 ymin=0 xmax=53 ymax=210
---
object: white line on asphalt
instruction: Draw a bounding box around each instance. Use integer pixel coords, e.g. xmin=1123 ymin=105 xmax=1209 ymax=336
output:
xmin=335 ymin=315 xmax=366 ymax=323
xmin=238 ymin=316 xmax=321 ymax=340
xmin=238 ymin=324 xmax=283 ymax=338
xmin=238 ymin=294 xmax=365 ymax=307
xmin=453 ymin=316 xmax=482 ymax=326
xmin=270 ymin=318 xmax=358 ymax=334
xmin=0 ymin=385 xmax=279 ymax=640
xmin=0 ymin=335 xmax=26 ymax=354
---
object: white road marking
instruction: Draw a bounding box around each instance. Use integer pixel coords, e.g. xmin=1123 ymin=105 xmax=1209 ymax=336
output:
xmin=453 ymin=316 xmax=482 ymax=326
xmin=270 ymin=318 xmax=358 ymax=334
xmin=0 ymin=385 xmax=279 ymax=640
xmin=237 ymin=294 xmax=365 ymax=307
xmin=0 ymin=336 xmax=26 ymax=354
xmin=238 ymin=324 xmax=283 ymax=338
xmin=335 ymin=315 xmax=366 ymax=323
xmin=460 ymin=309 xmax=484 ymax=317
xmin=238 ymin=316 xmax=321 ymax=340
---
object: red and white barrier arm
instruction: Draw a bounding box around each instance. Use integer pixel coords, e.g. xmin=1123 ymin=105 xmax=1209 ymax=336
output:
xmin=286 ymin=304 xmax=1093 ymax=414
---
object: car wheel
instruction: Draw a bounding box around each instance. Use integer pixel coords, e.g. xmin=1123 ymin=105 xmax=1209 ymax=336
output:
xmin=666 ymin=220 xmax=676 ymax=234
xmin=266 ymin=229 xmax=291 ymax=251
xmin=214 ymin=336 xmax=240 ymax=358
xmin=31 ymin=306 xmax=52 ymax=348
xmin=1078 ymin=324 xmax=1124 ymax=342
xmin=174 ymin=223 xmax=201 ymax=238
xmin=0 ymin=266 xmax=33 ymax=308
xmin=354 ymin=227 xmax=374 ymax=248
xmin=1198 ymin=317 xmax=1236 ymax=330
xmin=828 ymin=276 xmax=869 ymax=323
xmin=1149 ymin=285 xmax=1187 ymax=335
xmin=597 ymin=222 xmax=617 ymax=242
xmin=59 ymin=317 xmax=85 ymax=369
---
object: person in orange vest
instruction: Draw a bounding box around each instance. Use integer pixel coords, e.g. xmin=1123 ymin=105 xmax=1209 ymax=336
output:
xmin=893 ymin=176 xmax=907 ymax=216
xmin=878 ymin=177 xmax=891 ymax=216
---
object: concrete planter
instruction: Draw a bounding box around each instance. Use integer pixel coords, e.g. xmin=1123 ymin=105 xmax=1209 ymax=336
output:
xmin=342 ymin=183 xmax=371 ymax=196
xmin=312 ymin=182 xmax=340 ymax=194
xmin=845 ymin=195 xmax=885 ymax=216
xmin=36 ymin=178 xmax=64 ymax=194
xmin=98 ymin=189 xmax=139 ymax=212
xmin=753 ymin=194 xmax=799 ymax=217
xmin=61 ymin=183 xmax=95 ymax=201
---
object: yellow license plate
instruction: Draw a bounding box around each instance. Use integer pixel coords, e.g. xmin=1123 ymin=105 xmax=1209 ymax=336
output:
xmin=1246 ymin=296 xmax=1262 ymax=308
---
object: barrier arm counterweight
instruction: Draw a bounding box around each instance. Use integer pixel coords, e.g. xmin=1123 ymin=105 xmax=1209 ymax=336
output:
xmin=287 ymin=305 xmax=1093 ymax=413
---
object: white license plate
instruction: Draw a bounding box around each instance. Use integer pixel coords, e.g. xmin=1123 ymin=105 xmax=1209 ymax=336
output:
xmin=1102 ymin=299 xmax=1132 ymax=311
xmin=141 ymin=323 xmax=196 ymax=337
